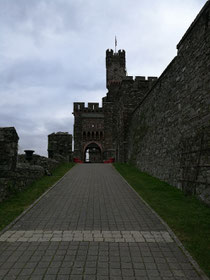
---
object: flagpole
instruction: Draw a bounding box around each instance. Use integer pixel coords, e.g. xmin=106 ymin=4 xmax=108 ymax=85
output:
xmin=115 ymin=36 xmax=117 ymax=53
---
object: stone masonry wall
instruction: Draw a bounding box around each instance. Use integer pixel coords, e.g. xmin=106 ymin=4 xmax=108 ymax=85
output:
xmin=127 ymin=2 xmax=210 ymax=205
xmin=115 ymin=76 xmax=157 ymax=162
xmin=18 ymin=154 xmax=59 ymax=173
xmin=180 ymin=128 xmax=210 ymax=202
xmin=0 ymin=163 xmax=45 ymax=202
xmin=0 ymin=127 xmax=19 ymax=201
xmin=0 ymin=127 xmax=19 ymax=175
xmin=12 ymin=163 xmax=45 ymax=195
xmin=0 ymin=127 xmax=57 ymax=202
xmin=48 ymin=132 xmax=72 ymax=162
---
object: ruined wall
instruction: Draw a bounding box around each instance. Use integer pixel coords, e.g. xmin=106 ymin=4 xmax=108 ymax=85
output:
xmin=0 ymin=127 xmax=19 ymax=174
xmin=48 ymin=132 xmax=72 ymax=162
xmin=13 ymin=164 xmax=45 ymax=194
xmin=18 ymin=154 xmax=58 ymax=172
xmin=0 ymin=127 xmax=19 ymax=201
xmin=128 ymin=1 xmax=210 ymax=205
xmin=0 ymin=128 xmax=58 ymax=202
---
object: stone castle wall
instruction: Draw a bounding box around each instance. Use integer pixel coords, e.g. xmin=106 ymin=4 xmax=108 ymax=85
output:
xmin=114 ymin=76 xmax=157 ymax=162
xmin=127 ymin=1 xmax=210 ymax=205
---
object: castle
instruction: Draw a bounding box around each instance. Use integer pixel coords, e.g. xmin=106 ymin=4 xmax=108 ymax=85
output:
xmin=73 ymin=49 xmax=157 ymax=163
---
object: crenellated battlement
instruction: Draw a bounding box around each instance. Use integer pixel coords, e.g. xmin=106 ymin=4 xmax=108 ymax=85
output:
xmin=135 ymin=76 xmax=158 ymax=82
xmin=106 ymin=49 xmax=126 ymax=67
xmin=106 ymin=49 xmax=125 ymax=56
xmin=73 ymin=102 xmax=85 ymax=111
xmin=119 ymin=76 xmax=158 ymax=83
xmin=73 ymin=102 xmax=103 ymax=113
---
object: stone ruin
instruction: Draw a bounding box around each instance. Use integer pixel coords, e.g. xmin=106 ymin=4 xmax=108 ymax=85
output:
xmin=48 ymin=132 xmax=72 ymax=162
xmin=0 ymin=127 xmax=72 ymax=202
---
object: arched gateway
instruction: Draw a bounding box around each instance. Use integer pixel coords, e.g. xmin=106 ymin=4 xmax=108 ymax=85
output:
xmin=84 ymin=142 xmax=102 ymax=163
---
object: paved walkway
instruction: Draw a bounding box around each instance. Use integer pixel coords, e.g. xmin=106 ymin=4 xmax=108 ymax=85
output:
xmin=0 ymin=164 xmax=205 ymax=280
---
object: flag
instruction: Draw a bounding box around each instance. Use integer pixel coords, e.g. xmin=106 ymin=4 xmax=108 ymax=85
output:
xmin=115 ymin=36 xmax=117 ymax=48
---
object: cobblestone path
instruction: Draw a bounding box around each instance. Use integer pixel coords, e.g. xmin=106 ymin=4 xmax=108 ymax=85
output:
xmin=0 ymin=164 xmax=206 ymax=280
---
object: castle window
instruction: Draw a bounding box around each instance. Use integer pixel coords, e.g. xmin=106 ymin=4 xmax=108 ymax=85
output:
xmin=92 ymin=131 xmax=94 ymax=139
xmin=78 ymin=104 xmax=80 ymax=110
xmin=83 ymin=131 xmax=86 ymax=140
xmin=87 ymin=132 xmax=90 ymax=139
xmin=92 ymin=124 xmax=94 ymax=128
xmin=100 ymin=131 xmax=103 ymax=139
xmin=96 ymin=131 xmax=99 ymax=140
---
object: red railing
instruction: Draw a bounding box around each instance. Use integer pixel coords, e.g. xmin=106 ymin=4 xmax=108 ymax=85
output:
xmin=73 ymin=158 xmax=115 ymax=164
xmin=73 ymin=158 xmax=83 ymax=163
xmin=103 ymin=158 xmax=115 ymax=163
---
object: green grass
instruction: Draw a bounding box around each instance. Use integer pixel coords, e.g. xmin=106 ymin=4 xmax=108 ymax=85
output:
xmin=114 ymin=163 xmax=210 ymax=278
xmin=0 ymin=162 xmax=74 ymax=232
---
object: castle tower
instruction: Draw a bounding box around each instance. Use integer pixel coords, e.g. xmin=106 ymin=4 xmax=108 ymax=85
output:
xmin=106 ymin=49 xmax=126 ymax=89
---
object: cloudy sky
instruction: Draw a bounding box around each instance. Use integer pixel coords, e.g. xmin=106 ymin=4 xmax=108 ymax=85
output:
xmin=0 ymin=0 xmax=205 ymax=156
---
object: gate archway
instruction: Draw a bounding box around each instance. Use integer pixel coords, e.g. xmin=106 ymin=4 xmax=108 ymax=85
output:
xmin=84 ymin=142 xmax=102 ymax=163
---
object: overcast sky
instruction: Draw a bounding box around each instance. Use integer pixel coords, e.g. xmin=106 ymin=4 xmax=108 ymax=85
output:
xmin=0 ymin=0 xmax=205 ymax=156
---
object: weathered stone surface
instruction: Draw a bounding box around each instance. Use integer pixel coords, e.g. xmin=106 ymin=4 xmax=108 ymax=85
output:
xmin=14 ymin=163 xmax=45 ymax=190
xmin=0 ymin=177 xmax=13 ymax=201
xmin=0 ymin=127 xmax=19 ymax=201
xmin=48 ymin=132 xmax=72 ymax=162
xmin=18 ymin=154 xmax=58 ymax=172
xmin=0 ymin=127 xmax=19 ymax=174
xmin=0 ymin=164 xmax=45 ymax=202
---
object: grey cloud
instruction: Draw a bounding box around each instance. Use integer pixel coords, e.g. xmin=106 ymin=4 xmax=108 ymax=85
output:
xmin=0 ymin=59 xmax=63 ymax=87
xmin=0 ymin=0 xmax=83 ymax=32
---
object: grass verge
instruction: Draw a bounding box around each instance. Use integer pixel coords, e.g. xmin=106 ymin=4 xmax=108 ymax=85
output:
xmin=0 ymin=162 xmax=74 ymax=232
xmin=114 ymin=163 xmax=210 ymax=278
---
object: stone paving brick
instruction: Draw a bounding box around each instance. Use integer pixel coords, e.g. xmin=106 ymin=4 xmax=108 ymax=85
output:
xmin=0 ymin=164 xmax=206 ymax=279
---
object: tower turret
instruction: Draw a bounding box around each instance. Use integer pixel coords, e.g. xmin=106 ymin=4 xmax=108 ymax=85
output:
xmin=106 ymin=49 xmax=126 ymax=89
